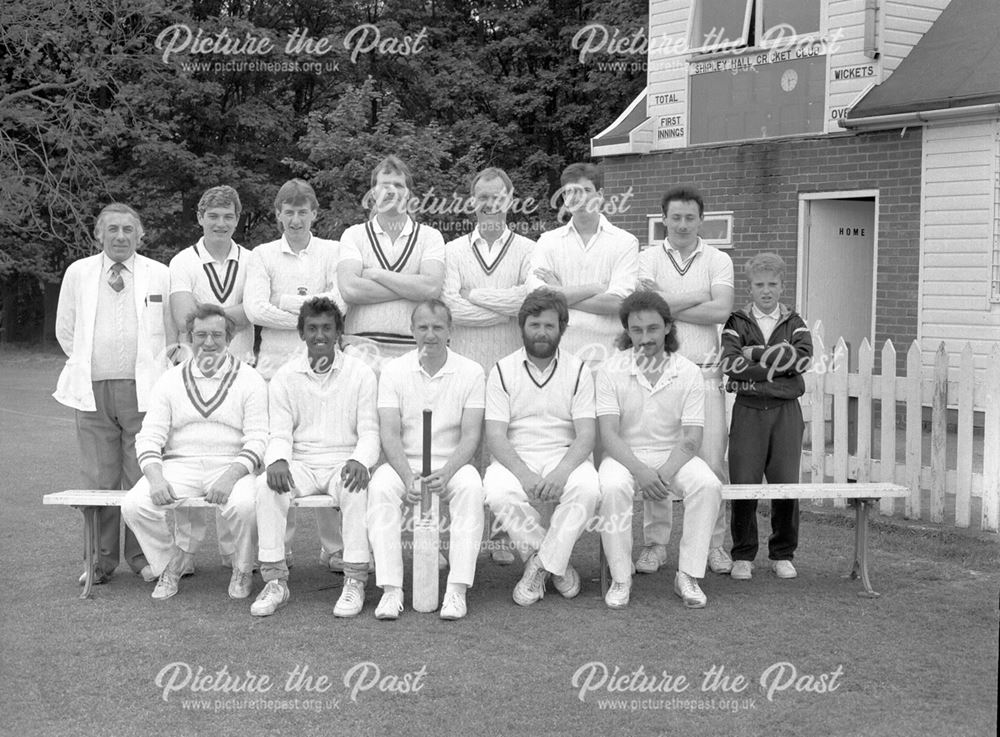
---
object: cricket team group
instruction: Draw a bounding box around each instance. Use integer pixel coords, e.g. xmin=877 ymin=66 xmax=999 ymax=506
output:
xmin=53 ymin=157 xmax=813 ymax=620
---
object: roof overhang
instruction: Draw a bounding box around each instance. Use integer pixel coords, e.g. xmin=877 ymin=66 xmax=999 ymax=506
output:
xmin=591 ymin=88 xmax=653 ymax=158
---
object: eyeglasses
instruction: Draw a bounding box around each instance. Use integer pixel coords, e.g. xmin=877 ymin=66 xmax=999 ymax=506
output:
xmin=192 ymin=331 xmax=227 ymax=341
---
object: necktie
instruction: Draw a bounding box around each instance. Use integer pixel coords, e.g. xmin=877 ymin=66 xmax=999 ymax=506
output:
xmin=108 ymin=262 xmax=125 ymax=293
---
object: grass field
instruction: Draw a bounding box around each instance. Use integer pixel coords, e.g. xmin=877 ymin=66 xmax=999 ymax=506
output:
xmin=1 ymin=347 xmax=997 ymax=737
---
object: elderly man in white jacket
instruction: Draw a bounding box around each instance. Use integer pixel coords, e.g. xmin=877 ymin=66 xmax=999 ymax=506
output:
xmin=54 ymin=203 xmax=175 ymax=585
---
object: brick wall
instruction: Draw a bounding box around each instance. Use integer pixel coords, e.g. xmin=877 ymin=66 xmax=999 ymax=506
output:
xmin=598 ymin=128 xmax=923 ymax=371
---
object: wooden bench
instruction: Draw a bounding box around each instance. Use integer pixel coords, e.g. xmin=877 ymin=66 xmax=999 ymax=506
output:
xmin=599 ymin=482 xmax=909 ymax=599
xmin=48 ymin=482 xmax=908 ymax=601
xmin=43 ymin=490 xmax=341 ymax=599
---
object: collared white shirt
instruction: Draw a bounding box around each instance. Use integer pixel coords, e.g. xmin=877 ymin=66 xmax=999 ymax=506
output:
xmin=378 ymin=348 xmax=485 ymax=469
xmin=470 ymin=226 xmax=513 ymax=270
xmin=266 ymin=349 xmax=379 ymax=467
xmin=169 ymin=238 xmax=253 ymax=362
xmin=486 ymin=346 xmax=595 ymax=458
xmin=596 ymin=350 xmax=705 ymax=456
xmin=639 ymin=237 xmax=733 ymax=365
xmin=244 ymin=234 xmax=345 ymax=379
xmin=752 ymin=304 xmax=781 ymax=343
xmin=526 ymin=215 xmax=638 ymax=362
xmin=92 ymin=253 xmax=138 ymax=380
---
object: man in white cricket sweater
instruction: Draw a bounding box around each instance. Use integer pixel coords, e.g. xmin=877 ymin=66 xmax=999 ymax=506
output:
xmin=54 ymin=203 xmax=174 ymax=586
xmin=441 ymin=166 xmax=534 ymax=566
xmin=241 ymin=297 xmax=379 ymax=618
xmin=122 ymin=304 xmax=265 ymax=600
xmin=442 ymin=167 xmax=534 ymax=369
xmin=243 ymin=178 xmax=346 ymax=570
xmin=169 ymin=185 xmax=253 ymax=570
xmin=638 ymin=186 xmax=735 ymax=576
xmin=527 ymin=163 xmax=638 ymax=366
xmin=484 ymin=289 xmax=601 ymax=606
xmin=338 ymin=156 xmax=446 ymax=369
xmin=367 ymin=300 xmax=486 ymax=621
xmin=597 ymin=291 xmax=722 ymax=610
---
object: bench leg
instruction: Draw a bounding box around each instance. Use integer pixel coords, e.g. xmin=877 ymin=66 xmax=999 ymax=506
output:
xmin=78 ymin=506 xmax=101 ymax=600
xmin=846 ymin=499 xmax=880 ymax=598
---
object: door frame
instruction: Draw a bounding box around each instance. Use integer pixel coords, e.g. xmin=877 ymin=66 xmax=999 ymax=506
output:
xmin=797 ymin=190 xmax=880 ymax=347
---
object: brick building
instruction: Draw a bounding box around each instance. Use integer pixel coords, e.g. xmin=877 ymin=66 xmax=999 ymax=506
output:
xmin=592 ymin=0 xmax=1000 ymax=375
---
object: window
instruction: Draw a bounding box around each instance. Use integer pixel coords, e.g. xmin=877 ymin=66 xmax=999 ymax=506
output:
xmin=647 ymin=212 xmax=733 ymax=249
xmin=688 ymin=0 xmax=821 ymax=54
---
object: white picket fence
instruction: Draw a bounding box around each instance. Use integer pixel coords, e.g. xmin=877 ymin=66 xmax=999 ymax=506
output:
xmin=798 ymin=327 xmax=1000 ymax=532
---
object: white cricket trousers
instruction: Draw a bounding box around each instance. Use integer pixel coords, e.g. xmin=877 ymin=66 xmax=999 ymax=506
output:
xmin=600 ymin=454 xmax=722 ymax=580
xmin=644 ymin=367 xmax=728 ymax=550
xmin=367 ymin=464 xmax=484 ymax=589
xmin=121 ymin=458 xmax=257 ymax=575
xmin=484 ymin=453 xmax=600 ymax=577
xmin=242 ymin=461 xmax=369 ymax=566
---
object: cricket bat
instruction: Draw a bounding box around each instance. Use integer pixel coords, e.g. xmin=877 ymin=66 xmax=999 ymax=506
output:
xmin=412 ymin=408 xmax=439 ymax=612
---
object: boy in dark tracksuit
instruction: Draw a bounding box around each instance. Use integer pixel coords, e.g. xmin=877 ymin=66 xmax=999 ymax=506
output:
xmin=721 ymin=253 xmax=813 ymax=580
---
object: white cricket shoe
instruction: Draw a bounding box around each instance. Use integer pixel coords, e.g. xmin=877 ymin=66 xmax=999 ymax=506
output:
xmin=772 ymin=560 xmax=797 ymax=579
xmin=334 ymin=578 xmax=366 ymax=617
xmin=635 ymin=544 xmax=668 ymax=574
xmin=151 ymin=570 xmax=180 ymax=600
xmin=552 ymin=564 xmax=581 ymax=599
xmin=731 ymin=560 xmax=753 ymax=580
xmin=250 ymin=580 xmax=289 ymax=617
xmin=228 ymin=568 xmax=253 ymax=599
xmin=439 ymin=591 xmax=467 ymax=620
xmin=513 ymin=553 xmax=548 ymax=606
xmin=605 ymin=580 xmax=631 ymax=609
xmin=708 ymin=547 xmax=734 ymax=574
xmin=673 ymin=571 xmax=707 ymax=608
xmin=375 ymin=589 xmax=404 ymax=620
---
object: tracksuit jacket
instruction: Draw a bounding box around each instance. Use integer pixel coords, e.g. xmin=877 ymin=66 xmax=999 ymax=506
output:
xmin=720 ymin=303 xmax=813 ymax=405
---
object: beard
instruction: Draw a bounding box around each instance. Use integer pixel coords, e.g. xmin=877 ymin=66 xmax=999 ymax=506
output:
xmin=523 ymin=332 xmax=561 ymax=360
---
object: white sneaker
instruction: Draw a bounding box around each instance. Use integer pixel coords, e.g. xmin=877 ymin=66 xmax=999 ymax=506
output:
xmin=552 ymin=564 xmax=581 ymax=599
xmin=228 ymin=568 xmax=253 ymax=599
xmin=333 ymin=578 xmax=365 ymax=617
xmin=439 ymin=591 xmax=467 ymax=620
xmin=375 ymin=589 xmax=404 ymax=620
xmin=250 ymin=580 xmax=289 ymax=617
xmin=513 ymin=553 xmax=548 ymax=607
xmin=731 ymin=560 xmax=753 ymax=580
xmin=772 ymin=560 xmax=797 ymax=579
xmin=708 ymin=547 xmax=733 ymax=574
xmin=673 ymin=571 xmax=707 ymax=608
xmin=635 ymin=544 xmax=668 ymax=574
xmin=605 ymin=580 xmax=631 ymax=609
xmin=151 ymin=570 xmax=180 ymax=600
xmin=139 ymin=565 xmax=157 ymax=583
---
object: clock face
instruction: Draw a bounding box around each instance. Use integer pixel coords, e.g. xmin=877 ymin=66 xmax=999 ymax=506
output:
xmin=781 ymin=69 xmax=798 ymax=92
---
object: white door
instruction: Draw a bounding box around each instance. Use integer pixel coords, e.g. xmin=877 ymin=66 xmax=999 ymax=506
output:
xmin=802 ymin=198 xmax=876 ymax=370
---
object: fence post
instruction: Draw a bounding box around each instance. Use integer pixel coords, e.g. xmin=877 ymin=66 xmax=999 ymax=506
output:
xmin=832 ymin=338 xmax=849 ymax=508
xmin=982 ymin=343 xmax=1000 ymax=532
xmin=929 ymin=344 xmax=948 ymax=524
xmin=879 ymin=340 xmax=897 ymax=515
xmin=955 ymin=343 xmax=974 ymax=528
xmin=809 ymin=323 xmax=827 ymax=487
xmin=905 ymin=342 xmax=922 ymax=520
xmin=857 ymin=339 xmax=873 ymax=486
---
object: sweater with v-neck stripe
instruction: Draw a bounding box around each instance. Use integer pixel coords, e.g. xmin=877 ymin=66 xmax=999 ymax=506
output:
xmin=135 ymin=356 xmax=268 ymax=474
xmin=340 ymin=217 xmax=445 ymax=359
xmin=442 ymin=229 xmax=534 ymax=370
